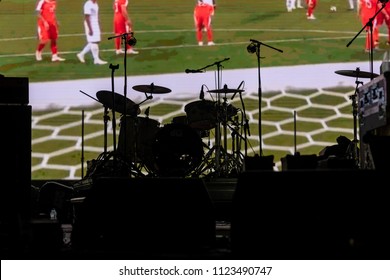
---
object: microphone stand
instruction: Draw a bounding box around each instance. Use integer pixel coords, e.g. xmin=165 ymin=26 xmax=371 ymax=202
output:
xmin=190 ymin=58 xmax=230 ymax=177
xmin=108 ymin=32 xmax=137 ymax=175
xmin=346 ymin=2 xmax=386 ymax=80
xmin=248 ymin=39 xmax=283 ymax=156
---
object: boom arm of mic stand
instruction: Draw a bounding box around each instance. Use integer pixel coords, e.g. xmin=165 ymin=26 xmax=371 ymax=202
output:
xmin=107 ymin=32 xmax=134 ymax=40
xmin=250 ymin=39 xmax=284 ymax=53
xmin=346 ymin=4 xmax=386 ymax=79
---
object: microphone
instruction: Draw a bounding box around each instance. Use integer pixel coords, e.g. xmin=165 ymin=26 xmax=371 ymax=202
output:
xmin=247 ymin=43 xmax=257 ymax=53
xmin=109 ymin=63 xmax=119 ymax=70
xmin=231 ymin=80 xmax=244 ymax=100
xmin=199 ymin=85 xmax=204 ymax=100
xmin=127 ymin=36 xmax=137 ymax=46
xmin=185 ymin=69 xmax=204 ymax=73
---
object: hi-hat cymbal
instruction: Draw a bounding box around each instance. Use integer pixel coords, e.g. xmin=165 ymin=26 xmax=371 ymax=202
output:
xmin=335 ymin=70 xmax=379 ymax=79
xmin=208 ymin=85 xmax=244 ymax=94
xmin=132 ymin=83 xmax=171 ymax=94
xmin=96 ymin=90 xmax=140 ymax=115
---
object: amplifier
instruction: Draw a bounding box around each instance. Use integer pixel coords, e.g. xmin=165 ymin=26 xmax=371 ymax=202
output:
xmin=0 ymin=76 xmax=29 ymax=104
xmin=357 ymin=72 xmax=389 ymax=135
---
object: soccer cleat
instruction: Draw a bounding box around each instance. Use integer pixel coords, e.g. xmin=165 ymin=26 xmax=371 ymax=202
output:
xmin=307 ymin=15 xmax=316 ymax=20
xmin=127 ymin=49 xmax=139 ymax=54
xmin=94 ymin=59 xmax=108 ymax=65
xmin=35 ymin=51 xmax=42 ymax=61
xmin=77 ymin=53 xmax=85 ymax=63
xmin=116 ymin=49 xmax=125 ymax=55
xmin=207 ymin=41 xmax=215 ymax=46
xmin=52 ymin=54 xmax=66 ymax=62
xmin=198 ymin=42 xmax=203 ymax=46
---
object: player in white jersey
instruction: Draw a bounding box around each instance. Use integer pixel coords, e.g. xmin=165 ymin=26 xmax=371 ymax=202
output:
xmin=77 ymin=0 xmax=107 ymax=65
xmin=286 ymin=0 xmax=304 ymax=12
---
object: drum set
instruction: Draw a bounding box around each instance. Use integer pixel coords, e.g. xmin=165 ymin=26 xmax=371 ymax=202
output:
xmin=87 ymin=82 xmax=246 ymax=179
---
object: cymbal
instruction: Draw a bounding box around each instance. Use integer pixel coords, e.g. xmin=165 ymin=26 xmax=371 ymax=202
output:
xmin=208 ymin=87 xmax=244 ymax=94
xmin=96 ymin=90 xmax=140 ymax=115
xmin=132 ymin=83 xmax=171 ymax=94
xmin=335 ymin=70 xmax=379 ymax=79
xmin=208 ymin=84 xmax=245 ymax=94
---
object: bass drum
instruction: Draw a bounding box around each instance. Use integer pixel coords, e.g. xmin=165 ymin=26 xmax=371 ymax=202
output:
xmin=117 ymin=116 xmax=160 ymax=171
xmin=152 ymin=123 xmax=204 ymax=177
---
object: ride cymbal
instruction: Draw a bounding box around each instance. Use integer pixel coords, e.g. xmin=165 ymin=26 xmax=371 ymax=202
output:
xmin=335 ymin=70 xmax=379 ymax=79
xmin=132 ymin=83 xmax=171 ymax=94
xmin=96 ymin=90 xmax=140 ymax=115
xmin=208 ymin=84 xmax=244 ymax=94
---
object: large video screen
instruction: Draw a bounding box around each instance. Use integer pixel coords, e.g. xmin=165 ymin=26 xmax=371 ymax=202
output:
xmin=0 ymin=0 xmax=385 ymax=179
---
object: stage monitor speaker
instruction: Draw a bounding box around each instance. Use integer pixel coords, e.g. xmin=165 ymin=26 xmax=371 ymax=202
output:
xmin=281 ymin=154 xmax=318 ymax=170
xmin=244 ymin=155 xmax=274 ymax=171
xmin=230 ymin=170 xmax=390 ymax=260
xmin=72 ymin=177 xmax=216 ymax=258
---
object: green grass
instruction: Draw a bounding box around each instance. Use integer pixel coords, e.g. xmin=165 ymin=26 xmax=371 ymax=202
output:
xmin=1 ymin=0 xmax=388 ymax=81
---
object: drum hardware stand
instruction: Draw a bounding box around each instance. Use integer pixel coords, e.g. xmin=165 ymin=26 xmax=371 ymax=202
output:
xmin=228 ymin=120 xmax=245 ymax=174
xmin=247 ymin=39 xmax=283 ymax=158
xmin=231 ymin=81 xmax=250 ymax=159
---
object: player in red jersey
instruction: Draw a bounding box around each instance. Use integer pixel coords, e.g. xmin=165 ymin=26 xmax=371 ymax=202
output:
xmin=358 ymin=0 xmax=387 ymax=51
xmin=35 ymin=0 xmax=66 ymax=62
xmin=113 ymin=0 xmax=139 ymax=55
xmin=194 ymin=0 xmax=216 ymax=46
xmin=306 ymin=0 xmax=317 ymax=19
xmin=374 ymin=1 xmax=390 ymax=45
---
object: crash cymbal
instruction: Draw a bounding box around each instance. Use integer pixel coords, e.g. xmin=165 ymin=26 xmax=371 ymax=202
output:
xmin=335 ymin=70 xmax=379 ymax=79
xmin=96 ymin=90 xmax=140 ymax=115
xmin=132 ymin=83 xmax=171 ymax=94
xmin=208 ymin=84 xmax=244 ymax=94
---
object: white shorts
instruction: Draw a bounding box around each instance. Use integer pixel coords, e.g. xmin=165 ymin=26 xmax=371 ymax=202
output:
xmin=84 ymin=21 xmax=101 ymax=43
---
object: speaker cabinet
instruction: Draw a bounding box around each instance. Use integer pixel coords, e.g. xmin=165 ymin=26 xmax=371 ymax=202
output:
xmin=281 ymin=154 xmax=318 ymax=170
xmin=231 ymin=170 xmax=390 ymax=260
xmin=0 ymin=105 xmax=31 ymax=258
xmin=72 ymin=177 xmax=216 ymax=258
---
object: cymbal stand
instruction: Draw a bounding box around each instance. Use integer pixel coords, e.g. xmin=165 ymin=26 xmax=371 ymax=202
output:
xmin=109 ymin=63 xmax=119 ymax=170
xmin=79 ymin=89 xmax=110 ymax=155
xmin=347 ymin=68 xmax=363 ymax=168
